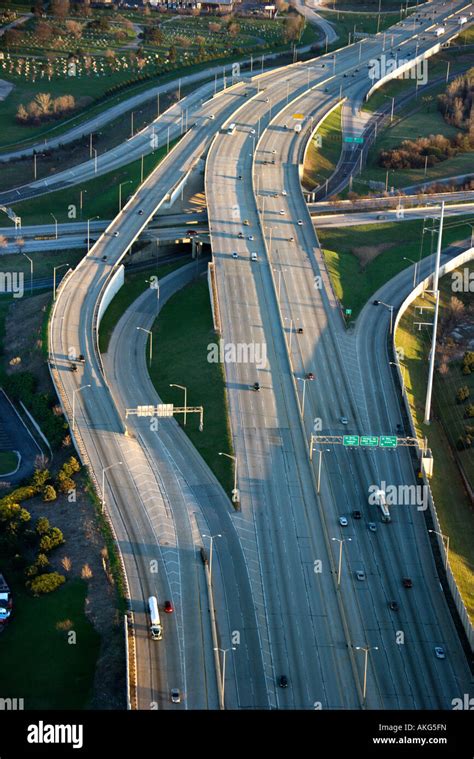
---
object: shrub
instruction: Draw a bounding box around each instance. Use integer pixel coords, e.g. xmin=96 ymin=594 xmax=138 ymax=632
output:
xmin=39 ymin=526 xmax=65 ymax=553
xmin=43 ymin=484 xmax=57 ymax=502
xmin=36 ymin=516 xmax=50 ymax=535
xmin=464 ymin=404 xmax=474 ymax=419
xmin=28 ymin=572 xmax=65 ymax=595
xmin=456 ymin=386 xmax=470 ymax=404
xmin=36 ymin=553 xmax=50 ymax=570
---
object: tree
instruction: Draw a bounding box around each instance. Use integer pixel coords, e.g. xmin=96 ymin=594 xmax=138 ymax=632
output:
xmin=36 ymin=553 xmax=50 ymax=570
xmin=43 ymin=485 xmax=57 ymax=502
xmin=227 ymin=22 xmax=240 ymax=38
xmin=36 ymin=516 xmax=50 ymax=535
xmin=50 ymin=0 xmax=70 ymax=18
xmin=28 ymin=572 xmax=65 ymax=595
xmin=16 ymin=104 xmax=28 ymax=123
xmin=65 ymin=19 xmax=83 ymax=39
xmin=456 ymin=386 xmax=470 ymax=404
xmin=464 ymin=404 xmax=474 ymax=419
xmin=35 ymin=21 xmax=52 ymax=41
xmin=32 ymin=468 xmax=50 ymax=491
xmin=168 ymin=44 xmax=177 ymax=63
xmin=34 ymin=92 xmax=53 ymax=116
xmin=57 ymin=475 xmax=75 ymax=494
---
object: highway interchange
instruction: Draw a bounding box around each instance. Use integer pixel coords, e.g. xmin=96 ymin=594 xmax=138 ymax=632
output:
xmin=6 ymin=0 xmax=472 ymax=711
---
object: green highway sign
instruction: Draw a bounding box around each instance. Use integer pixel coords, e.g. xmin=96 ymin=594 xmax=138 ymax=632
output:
xmin=360 ymin=435 xmax=379 ymax=447
xmin=380 ymin=436 xmax=398 ymax=448
xmin=345 ymin=308 xmax=352 ymax=316
xmin=344 ymin=136 xmax=364 ymax=144
xmin=343 ymin=435 xmax=360 ymax=447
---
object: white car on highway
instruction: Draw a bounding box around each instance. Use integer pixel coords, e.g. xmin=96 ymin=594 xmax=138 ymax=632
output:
xmin=339 ymin=516 xmax=348 ymax=527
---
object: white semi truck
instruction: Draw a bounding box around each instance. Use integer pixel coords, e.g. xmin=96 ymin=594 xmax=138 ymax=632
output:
xmin=435 ymin=26 xmax=446 ymax=37
xmin=148 ymin=596 xmax=163 ymax=640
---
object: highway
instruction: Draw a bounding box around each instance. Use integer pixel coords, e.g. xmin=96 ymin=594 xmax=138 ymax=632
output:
xmin=48 ymin=79 xmax=270 ymax=709
xmin=205 ymin=0 xmax=473 ymax=708
xmin=43 ymin=0 xmax=473 ymax=710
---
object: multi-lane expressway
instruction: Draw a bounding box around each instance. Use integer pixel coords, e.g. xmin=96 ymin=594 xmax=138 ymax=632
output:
xmin=45 ymin=0 xmax=473 ymax=709
xmin=205 ymin=0 xmax=473 ymax=708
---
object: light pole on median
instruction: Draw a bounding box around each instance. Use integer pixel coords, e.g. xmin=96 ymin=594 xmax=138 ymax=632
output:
xmin=383 ymin=95 xmax=395 ymax=123
xmin=22 ymin=252 xmax=33 ymax=295
xmin=136 ymin=326 xmax=153 ymax=367
xmin=119 ymin=180 xmax=133 ymax=212
xmin=403 ymin=256 xmax=418 ymax=288
xmin=72 ymin=384 xmax=91 ymax=432
xmin=219 ymin=451 xmax=238 ymax=504
xmin=202 ymin=533 xmax=222 ymax=586
xmin=331 ymin=536 xmax=351 ymax=587
xmin=50 ymin=213 xmax=58 ymax=240
xmin=87 ymin=215 xmax=99 ymax=252
xmin=317 ymin=447 xmax=330 ymax=493
xmin=92 ymin=147 xmax=98 ymax=174
xmin=214 ymin=646 xmax=236 ymax=708
xmin=428 ymin=529 xmax=450 ymax=571
xmin=354 ymin=645 xmax=378 ymax=703
xmin=53 ymin=262 xmax=69 ymax=300
xmin=170 ymin=383 xmax=187 ymax=426
xmin=297 ymin=376 xmax=308 ymax=417
xmin=102 ymin=461 xmax=123 ymax=512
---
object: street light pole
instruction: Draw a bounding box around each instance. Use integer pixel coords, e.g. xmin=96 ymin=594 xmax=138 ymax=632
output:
xmin=136 ymin=326 xmax=152 ymax=367
xmin=87 ymin=216 xmax=99 ymax=252
xmin=354 ymin=645 xmax=379 ymax=703
xmin=213 ymin=646 xmax=236 ymax=708
xmin=219 ymin=451 xmax=238 ymax=503
xmin=202 ymin=533 xmax=222 ymax=586
xmin=331 ymin=536 xmax=351 ymax=586
xmin=92 ymin=147 xmax=98 ymax=174
xmin=119 ymin=180 xmax=133 ymax=212
xmin=53 ymin=263 xmax=69 ymax=300
xmin=403 ymin=256 xmax=418 ymax=288
xmin=297 ymin=377 xmax=307 ymax=417
xmin=50 ymin=213 xmax=58 ymax=240
xmin=101 ymin=461 xmax=123 ymax=512
xmin=170 ymin=383 xmax=187 ymax=426
xmin=379 ymin=300 xmax=394 ymax=335
xmin=424 ymin=203 xmax=444 ymax=425
xmin=22 ymin=252 xmax=33 ymax=295
xmin=428 ymin=529 xmax=450 ymax=571
xmin=72 ymin=384 xmax=91 ymax=432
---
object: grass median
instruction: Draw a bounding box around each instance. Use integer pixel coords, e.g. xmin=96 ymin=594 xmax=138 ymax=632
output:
xmin=317 ymin=216 xmax=474 ymax=321
xmin=302 ymin=103 xmax=342 ymax=191
xmin=147 ymin=275 xmax=235 ymax=500
xmin=395 ymin=262 xmax=474 ymax=622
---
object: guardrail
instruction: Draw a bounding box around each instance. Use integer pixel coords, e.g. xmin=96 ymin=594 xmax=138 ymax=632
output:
xmin=392 ymin=245 xmax=474 ymax=651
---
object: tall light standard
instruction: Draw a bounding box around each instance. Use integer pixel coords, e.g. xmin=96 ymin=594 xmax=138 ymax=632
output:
xmin=428 ymin=529 xmax=450 ymax=571
xmin=22 ymin=252 xmax=33 ymax=295
xmin=202 ymin=533 xmax=222 ymax=585
xmin=403 ymin=256 xmax=418 ymax=288
xmin=102 ymin=461 xmax=123 ymax=512
xmin=72 ymin=384 xmax=91 ymax=432
xmin=317 ymin=448 xmax=326 ymax=493
xmin=331 ymin=536 xmax=351 ymax=586
xmin=53 ymin=262 xmax=69 ymax=300
xmin=376 ymin=300 xmax=394 ymax=335
xmin=297 ymin=376 xmax=309 ymax=417
xmin=92 ymin=147 xmax=98 ymax=174
xmin=87 ymin=215 xmax=99 ymax=252
xmin=424 ymin=203 xmax=444 ymax=425
xmin=119 ymin=180 xmax=133 ymax=212
xmin=354 ymin=645 xmax=378 ymax=703
xmin=170 ymin=383 xmax=187 ymax=426
xmin=384 ymin=95 xmax=395 ymax=123
xmin=50 ymin=212 xmax=58 ymax=240
xmin=219 ymin=451 xmax=238 ymax=503
xmin=214 ymin=646 xmax=236 ymax=708
xmin=136 ymin=326 xmax=152 ymax=367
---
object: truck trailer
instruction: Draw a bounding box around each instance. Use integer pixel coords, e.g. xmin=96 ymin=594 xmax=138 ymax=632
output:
xmin=148 ymin=596 xmax=163 ymax=640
